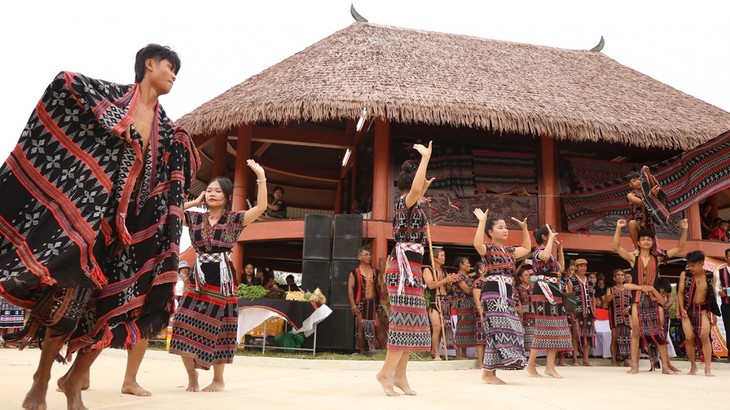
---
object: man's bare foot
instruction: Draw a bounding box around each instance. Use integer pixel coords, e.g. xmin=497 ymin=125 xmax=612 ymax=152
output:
xmin=526 ymin=366 xmax=542 ymax=378
xmin=481 ymin=373 xmax=506 ymax=384
xmin=376 ymin=372 xmax=399 ymax=396
xmin=688 ymin=365 xmax=697 ymax=375
xmin=121 ymin=381 xmax=152 ymax=396
xmin=393 ymin=377 xmax=416 ymax=395
xmin=186 ymin=370 xmax=199 ymax=392
xmin=582 ymin=360 xmax=593 ymax=367
xmin=60 ymin=375 xmax=88 ymax=410
xmin=544 ymin=369 xmax=563 ymax=378
xmin=661 ymin=368 xmax=677 ymax=375
xmin=202 ymin=380 xmax=225 ymax=392
xmin=668 ymin=363 xmax=680 ymax=373
xmin=56 ymin=373 xmax=90 ymax=392
xmin=611 ymin=360 xmax=617 ymax=367
xmin=22 ymin=380 xmax=49 ymax=410
xmin=705 ymin=369 xmax=715 ymax=377
xmin=571 ymin=360 xmax=579 ymax=366
xmin=623 ymin=360 xmax=631 ymax=367
xmin=432 ymin=355 xmax=442 ymax=361
xmin=626 ymin=367 xmax=639 ymax=374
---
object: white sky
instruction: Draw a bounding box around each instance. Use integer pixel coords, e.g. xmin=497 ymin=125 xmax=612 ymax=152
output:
xmin=2 ymin=0 xmax=729 ymax=164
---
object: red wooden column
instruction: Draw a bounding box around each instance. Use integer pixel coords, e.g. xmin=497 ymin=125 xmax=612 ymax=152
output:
xmin=687 ymin=202 xmax=702 ymax=240
xmin=538 ymin=135 xmax=560 ymax=230
xmin=372 ymin=118 xmax=390 ymax=261
xmin=212 ymin=133 xmax=227 ymax=177
xmin=231 ymin=125 xmax=251 ymax=279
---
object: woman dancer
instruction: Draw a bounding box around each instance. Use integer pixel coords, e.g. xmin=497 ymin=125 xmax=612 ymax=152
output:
xmin=473 ymin=209 xmax=529 ymax=384
xmin=169 ymin=161 xmax=268 ymax=392
xmin=376 ymin=141 xmax=434 ymax=397
xmin=452 ymin=256 xmax=476 ymax=359
xmin=526 ymin=225 xmax=572 ymax=378
xmin=514 ymin=265 xmax=535 ymax=359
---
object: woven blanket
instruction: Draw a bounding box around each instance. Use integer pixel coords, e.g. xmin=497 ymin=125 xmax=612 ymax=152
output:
xmin=567 ymin=156 xmax=637 ymax=191
xmin=563 ymin=130 xmax=730 ymax=232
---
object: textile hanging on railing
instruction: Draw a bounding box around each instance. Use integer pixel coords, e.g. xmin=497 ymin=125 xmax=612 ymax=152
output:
xmin=428 ymin=146 xmax=475 ymax=196
xmin=566 ymin=156 xmax=638 ymax=191
xmin=563 ymin=130 xmax=730 ymax=232
xmin=473 ymin=149 xmax=537 ymax=194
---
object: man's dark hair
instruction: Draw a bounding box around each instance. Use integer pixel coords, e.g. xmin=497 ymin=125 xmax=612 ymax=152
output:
xmin=637 ymin=229 xmax=654 ymax=240
xmin=134 ymin=44 xmax=181 ymax=83
xmin=273 ymin=186 xmax=284 ymax=194
xmin=654 ymin=277 xmax=672 ymax=294
xmin=685 ymin=250 xmax=705 ymax=264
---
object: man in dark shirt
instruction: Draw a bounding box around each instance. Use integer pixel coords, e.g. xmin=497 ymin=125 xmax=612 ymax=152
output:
xmin=267 ymin=186 xmax=287 ymax=218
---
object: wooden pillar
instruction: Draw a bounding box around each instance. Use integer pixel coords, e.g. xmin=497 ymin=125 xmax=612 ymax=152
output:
xmin=231 ymin=125 xmax=251 ymax=277
xmin=709 ymin=194 xmax=719 ymax=219
xmin=334 ymin=181 xmax=343 ymax=214
xmin=372 ymin=119 xmax=390 ymax=262
xmin=688 ymin=202 xmax=702 ymax=240
xmin=212 ymin=133 xmax=227 ymax=177
xmin=538 ymin=135 xmax=560 ymax=230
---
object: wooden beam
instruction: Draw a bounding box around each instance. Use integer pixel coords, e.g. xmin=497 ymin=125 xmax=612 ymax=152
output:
xmin=249 ymin=126 xmax=354 ymax=149
xmin=212 ymin=134 xmax=227 ymax=177
xmin=258 ymin=156 xmax=340 ymax=183
xmin=372 ymin=119 xmax=390 ymax=221
xmin=254 ymin=142 xmax=272 ymax=158
xmin=231 ymin=125 xmax=251 ymax=276
xmin=688 ymin=202 xmax=702 ymax=240
xmin=539 ymin=134 xmax=560 ymax=230
xmin=192 ymin=134 xmax=217 ymax=149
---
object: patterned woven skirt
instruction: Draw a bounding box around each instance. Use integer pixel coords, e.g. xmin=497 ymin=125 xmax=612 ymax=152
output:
xmin=522 ymin=313 xmax=535 ymax=353
xmin=480 ymin=284 xmax=526 ymax=370
xmin=475 ymin=307 xmax=486 ymax=346
xmin=574 ymin=314 xmax=596 ymax=352
xmin=616 ymin=323 xmax=631 ymax=360
xmin=634 ymin=293 xmax=667 ymax=345
xmin=453 ymin=297 xmax=476 ymax=348
xmin=385 ymin=254 xmax=430 ymax=352
xmin=0 ymin=297 xmax=25 ymax=331
xmin=530 ymin=283 xmax=572 ymax=351
xmin=169 ymin=283 xmax=238 ymax=370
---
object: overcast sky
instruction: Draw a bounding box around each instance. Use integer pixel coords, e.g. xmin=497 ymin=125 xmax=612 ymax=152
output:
xmin=2 ymin=0 xmax=729 ymax=163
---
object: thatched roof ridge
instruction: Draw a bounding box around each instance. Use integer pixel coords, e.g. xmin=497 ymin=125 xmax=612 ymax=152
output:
xmin=178 ymin=23 xmax=730 ymax=150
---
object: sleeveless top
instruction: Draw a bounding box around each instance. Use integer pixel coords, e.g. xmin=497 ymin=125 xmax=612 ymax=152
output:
xmin=392 ymin=195 xmax=427 ymax=246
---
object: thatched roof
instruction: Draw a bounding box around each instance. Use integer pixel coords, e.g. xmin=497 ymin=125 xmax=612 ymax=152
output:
xmin=178 ymin=23 xmax=730 ymax=150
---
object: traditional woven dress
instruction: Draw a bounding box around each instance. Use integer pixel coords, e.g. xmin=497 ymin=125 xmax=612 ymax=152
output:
xmin=472 ymin=277 xmax=486 ymax=346
xmin=530 ymin=246 xmax=572 ymax=351
xmin=631 ymin=252 xmax=668 ymax=346
xmin=169 ymin=211 xmax=244 ymax=370
xmin=515 ymin=283 xmax=535 ymax=353
xmin=384 ymin=196 xmax=430 ymax=351
xmin=0 ymin=72 xmax=197 ymax=355
xmin=453 ymin=273 xmax=476 ymax=348
xmin=569 ymin=275 xmax=596 ymax=352
xmin=0 ymin=297 xmax=24 ymax=333
xmin=350 ymin=266 xmax=381 ymax=351
xmin=608 ymin=285 xmax=632 ymax=360
xmin=479 ymin=244 xmax=526 ymax=370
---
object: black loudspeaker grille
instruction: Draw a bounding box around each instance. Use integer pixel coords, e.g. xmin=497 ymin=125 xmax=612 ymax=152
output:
xmin=329 ymin=259 xmax=359 ymax=307
xmin=317 ymin=306 xmax=356 ymax=351
xmin=301 ymin=260 xmax=331 ymax=297
xmin=303 ymin=214 xmax=333 ymax=260
xmin=332 ymin=214 xmax=363 ymax=260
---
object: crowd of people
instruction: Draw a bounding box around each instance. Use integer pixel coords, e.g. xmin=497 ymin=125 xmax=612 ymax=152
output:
xmin=0 ymin=42 xmax=726 ymax=410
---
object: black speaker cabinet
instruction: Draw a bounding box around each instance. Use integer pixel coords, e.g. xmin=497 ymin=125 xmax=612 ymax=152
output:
xmin=301 ymin=259 xmax=331 ymax=297
xmin=303 ymin=214 xmax=333 ymax=260
xmin=317 ymin=306 xmax=356 ymax=351
xmin=332 ymin=214 xmax=363 ymax=260
xmin=329 ymin=259 xmax=360 ymax=307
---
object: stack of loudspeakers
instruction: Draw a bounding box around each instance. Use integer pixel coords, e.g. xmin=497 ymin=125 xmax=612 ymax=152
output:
xmin=301 ymin=214 xmax=363 ymax=351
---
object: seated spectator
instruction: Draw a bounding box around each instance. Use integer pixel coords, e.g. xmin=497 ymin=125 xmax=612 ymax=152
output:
xmin=262 ymin=268 xmax=280 ymax=290
xmin=707 ymin=219 xmax=729 ymax=241
xmin=241 ymin=263 xmax=257 ymax=285
xmin=283 ymin=274 xmax=300 ymax=291
xmin=266 ymin=186 xmax=287 ymax=219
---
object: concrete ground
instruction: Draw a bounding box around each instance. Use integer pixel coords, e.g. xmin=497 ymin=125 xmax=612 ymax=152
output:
xmin=1 ymin=347 xmax=726 ymax=409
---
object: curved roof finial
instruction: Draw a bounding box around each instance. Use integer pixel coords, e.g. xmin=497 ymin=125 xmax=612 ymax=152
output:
xmin=351 ymin=4 xmax=368 ymax=22
xmin=590 ymin=35 xmax=605 ymax=52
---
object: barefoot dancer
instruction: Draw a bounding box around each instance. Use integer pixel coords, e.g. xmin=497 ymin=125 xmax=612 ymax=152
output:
xmin=423 ymin=247 xmax=457 ymax=360
xmin=472 ymin=210 xmax=529 ymax=384
xmin=514 ymin=266 xmax=535 ymax=358
xmin=566 ymin=258 xmax=596 ymax=366
xmin=604 ymin=269 xmax=631 ymax=366
xmin=376 ymin=142 xmax=434 ymax=397
xmin=348 ymin=247 xmax=382 ymax=354
xmin=472 ymin=261 xmax=487 ymax=367
xmin=526 ymin=225 xmax=572 ymax=378
xmin=0 ymin=44 xmax=197 ymax=410
xmin=613 ymin=218 xmax=687 ymax=374
xmin=677 ymin=251 xmax=720 ymax=377
xmin=169 ymin=170 xmax=268 ymax=392
xmin=452 ymin=256 xmax=477 ymax=359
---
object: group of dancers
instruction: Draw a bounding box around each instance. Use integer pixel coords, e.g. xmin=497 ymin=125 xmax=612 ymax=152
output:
xmin=376 ymin=141 xmax=720 ymax=396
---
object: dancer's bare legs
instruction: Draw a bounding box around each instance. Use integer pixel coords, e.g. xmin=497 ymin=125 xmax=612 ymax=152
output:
xmin=181 ymin=356 xmax=199 ymax=392
xmin=627 ymin=308 xmax=640 ymax=374
xmin=376 ymin=349 xmax=404 ymax=396
xmin=202 ymin=363 xmax=225 ymax=392
xmin=393 ymin=351 xmax=416 ymax=395
xmin=428 ymin=309 xmax=442 ymax=360
xmin=481 ymin=369 xmax=505 ymax=384
xmin=23 ymin=329 xmax=68 ymax=410
xmin=544 ymin=350 xmax=562 ymax=378
xmin=59 ymin=347 xmax=104 ymax=410
xmin=526 ymin=347 xmax=542 ymax=377
xmin=121 ymin=340 xmax=151 ymax=396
